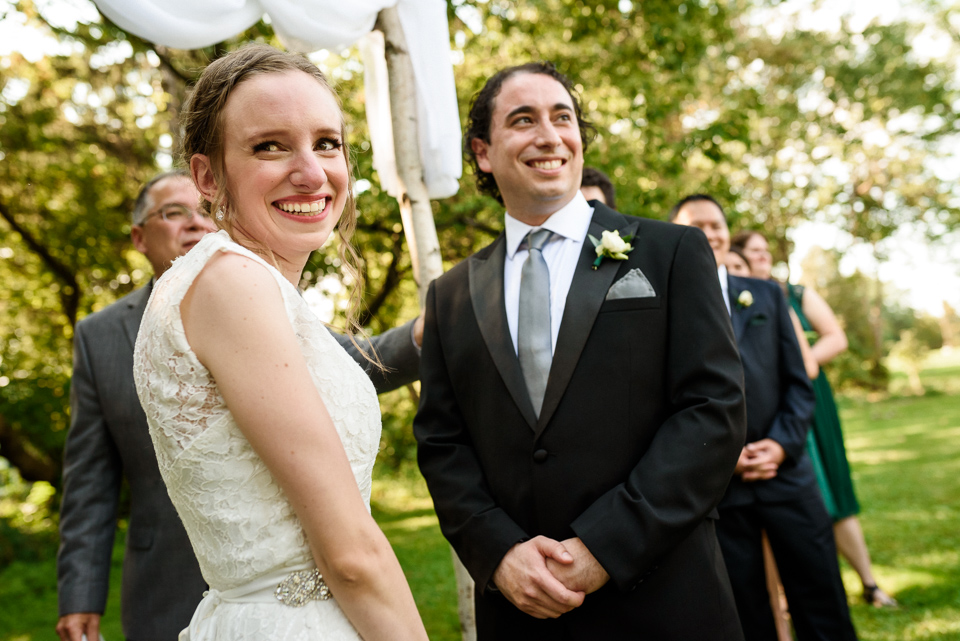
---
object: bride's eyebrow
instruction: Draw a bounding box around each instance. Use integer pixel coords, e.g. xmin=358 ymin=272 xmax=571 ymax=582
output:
xmin=244 ymin=126 xmax=342 ymax=140
xmin=246 ymin=128 xmax=287 ymax=140
xmin=313 ymin=127 xmax=342 ymax=138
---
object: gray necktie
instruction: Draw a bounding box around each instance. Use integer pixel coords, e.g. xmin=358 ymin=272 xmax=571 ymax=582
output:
xmin=518 ymin=229 xmax=554 ymax=417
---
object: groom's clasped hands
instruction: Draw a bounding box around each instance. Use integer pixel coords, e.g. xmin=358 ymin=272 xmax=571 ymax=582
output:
xmin=491 ymin=536 xmax=611 ymax=619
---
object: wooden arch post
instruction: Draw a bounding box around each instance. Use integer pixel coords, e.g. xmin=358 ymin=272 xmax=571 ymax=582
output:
xmin=375 ymin=7 xmax=477 ymax=641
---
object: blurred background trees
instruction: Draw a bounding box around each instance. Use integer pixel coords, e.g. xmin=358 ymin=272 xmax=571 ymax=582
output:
xmin=1 ymin=0 xmax=958 ymax=494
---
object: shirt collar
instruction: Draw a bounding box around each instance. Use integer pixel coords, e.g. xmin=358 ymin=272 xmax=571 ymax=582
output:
xmin=504 ymin=192 xmax=593 ymax=259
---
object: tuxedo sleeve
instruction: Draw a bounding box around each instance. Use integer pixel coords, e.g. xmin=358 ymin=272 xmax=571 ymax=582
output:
xmin=328 ymin=319 xmax=420 ymax=394
xmin=57 ymin=320 xmax=123 ymax=616
xmin=414 ymin=281 xmax=528 ymax=591
xmin=570 ymin=227 xmax=747 ymax=591
xmin=764 ymin=286 xmax=815 ymax=461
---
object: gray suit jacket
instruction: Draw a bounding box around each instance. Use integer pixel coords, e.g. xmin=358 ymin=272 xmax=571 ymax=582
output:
xmin=57 ymin=282 xmax=419 ymax=641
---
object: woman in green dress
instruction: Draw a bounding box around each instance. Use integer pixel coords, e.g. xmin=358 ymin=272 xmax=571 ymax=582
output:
xmin=733 ymin=230 xmax=898 ymax=608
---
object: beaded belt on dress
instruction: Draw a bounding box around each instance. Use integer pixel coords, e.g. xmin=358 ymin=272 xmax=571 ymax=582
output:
xmin=180 ymin=562 xmax=332 ymax=641
xmin=274 ymin=567 xmax=332 ymax=605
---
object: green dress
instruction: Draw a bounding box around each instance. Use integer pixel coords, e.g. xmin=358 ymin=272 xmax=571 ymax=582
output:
xmin=788 ymin=283 xmax=860 ymax=521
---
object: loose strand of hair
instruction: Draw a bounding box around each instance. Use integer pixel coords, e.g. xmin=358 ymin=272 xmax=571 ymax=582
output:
xmin=336 ymin=216 xmax=386 ymax=373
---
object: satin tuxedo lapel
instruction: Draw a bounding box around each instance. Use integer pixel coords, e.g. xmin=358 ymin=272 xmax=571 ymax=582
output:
xmin=728 ymin=276 xmax=750 ymax=341
xmin=466 ymin=205 xmax=640 ymax=434
xmin=120 ymin=283 xmax=153 ymax=352
xmin=468 ymin=237 xmax=539 ymax=430
xmin=536 ymin=204 xmax=639 ymax=436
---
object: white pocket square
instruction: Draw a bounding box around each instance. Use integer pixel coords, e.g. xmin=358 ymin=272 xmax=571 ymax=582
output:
xmin=605 ymin=268 xmax=656 ymax=300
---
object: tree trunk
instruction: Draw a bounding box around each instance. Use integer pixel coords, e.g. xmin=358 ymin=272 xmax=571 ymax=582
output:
xmin=376 ymin=8 xmax=476 ymax=641
xmin=0 ymin=199 xmax=80 ymax=328
xmin=0 ymin=415 xmax=59 ymax=484
xmin=452 ymin=548 xmax=476 ymax=641
xmin=869 ymin=242 xmax=886 ymax=388
xmin=375 ymin=7 xmax=444 ymax=298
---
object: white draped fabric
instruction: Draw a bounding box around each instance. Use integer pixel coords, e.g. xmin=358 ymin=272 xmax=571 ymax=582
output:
xmin=93 ymin=0 xmax=461 ymax=198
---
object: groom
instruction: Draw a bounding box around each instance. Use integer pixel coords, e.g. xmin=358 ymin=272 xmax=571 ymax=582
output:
xmin=414 ymin=62 xmax=747 ymax=639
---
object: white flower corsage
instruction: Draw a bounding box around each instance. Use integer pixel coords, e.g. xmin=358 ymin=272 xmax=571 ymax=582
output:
xmin=737 ymin=290 xmax=754 ymax=308
xmin=588 ymin=229 xmax=634 ymax=270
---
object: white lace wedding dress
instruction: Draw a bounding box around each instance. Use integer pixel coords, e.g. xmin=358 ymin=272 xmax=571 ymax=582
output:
xmin=133 ymin=231 xmax=381 ymax=640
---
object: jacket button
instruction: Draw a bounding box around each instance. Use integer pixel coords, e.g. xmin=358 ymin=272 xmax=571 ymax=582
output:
xmin=533 ymin=449 xmax=548 ymax=463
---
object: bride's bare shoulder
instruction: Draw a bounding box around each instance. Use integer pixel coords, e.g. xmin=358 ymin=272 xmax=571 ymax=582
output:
xmin=186 ymin=249 xmax=283 ymax=309
xmin=181 ymin=250 xmax=288 ymax=360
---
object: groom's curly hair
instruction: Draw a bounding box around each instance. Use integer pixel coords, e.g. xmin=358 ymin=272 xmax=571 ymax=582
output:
xmin=463 ymin=61 xmax=596 ymax=205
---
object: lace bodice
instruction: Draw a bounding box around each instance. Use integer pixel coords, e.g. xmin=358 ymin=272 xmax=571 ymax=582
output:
xmin=133 ymin=231 xmax=382 ymax=593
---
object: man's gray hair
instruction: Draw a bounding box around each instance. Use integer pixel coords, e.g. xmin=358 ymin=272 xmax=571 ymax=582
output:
xmin=131 ymin=169 xmax=191 ymax=225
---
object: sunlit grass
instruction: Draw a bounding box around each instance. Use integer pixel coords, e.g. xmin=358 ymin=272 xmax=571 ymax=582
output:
xmin=838 ymin=381 xmax=960 ymax=641
xmin=2 ymin=360 xmax=959 ymax=641
xmin=370 ymin=465 xmax=460 ymax=640
xmin=0 ymin=536 xmax=125 ymax=641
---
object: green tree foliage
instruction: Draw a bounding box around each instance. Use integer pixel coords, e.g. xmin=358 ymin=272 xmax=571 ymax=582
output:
xmin=1 ymin=0 xmax=166 ymax=482
xmin=802 ymin=253 xmax=890 ymax=390
xmin=799 ymin=246 xmax=944 ymax=391
xmin=446 ymin=0 xmax=742 ymax=221
xmin=447 ymin=0 xmax=959 ymax=260
xmin=0 ymin=2 xmax=283 ymax=483
xmin=727 ymin=15 xmax=960 ymax=263
xmin=0 ymin=2 xmax=429 ymax=484
xmin=940 ymin=302 xmax=960 ymax=349
xmin=1 ymin=0 xmax=958 ymax=486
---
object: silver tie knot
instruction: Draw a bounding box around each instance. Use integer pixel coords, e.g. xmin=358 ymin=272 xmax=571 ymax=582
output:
xmin=522 ymin=228 xmax=553 ymax=253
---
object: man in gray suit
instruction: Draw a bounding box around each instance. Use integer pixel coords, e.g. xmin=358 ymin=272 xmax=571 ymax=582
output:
xmin=56 ymin=170 xmax=422 ymax=641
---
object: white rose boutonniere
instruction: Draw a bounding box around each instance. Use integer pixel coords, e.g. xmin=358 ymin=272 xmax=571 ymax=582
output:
xmin=588 ymin=229 xmax=634 ymax=270
xmin=737 ymin=290 xmax=754 ymax=308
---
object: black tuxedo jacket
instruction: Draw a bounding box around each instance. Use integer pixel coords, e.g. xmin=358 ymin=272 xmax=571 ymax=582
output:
xmin=720 ymin=275 xmax=816 ymax=508
xmin=415 ymin=203 xmax=747 ymax=639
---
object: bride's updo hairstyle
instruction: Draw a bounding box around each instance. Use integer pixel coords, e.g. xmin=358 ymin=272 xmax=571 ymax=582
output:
xmin=181 ymin=44 xmax=368 ymax=335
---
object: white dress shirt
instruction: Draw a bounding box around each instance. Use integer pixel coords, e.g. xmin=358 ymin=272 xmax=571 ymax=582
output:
xmin=718 ymin=264 xmax=731 ymax=315
xmin=503 ymin=192 xmax=593 ymax=355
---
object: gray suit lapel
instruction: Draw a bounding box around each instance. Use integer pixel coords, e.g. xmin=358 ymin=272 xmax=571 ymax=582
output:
xmin=536 ymin=205 xmax=639 ymax=435
xmin=121 ymin=282 xmax=153 ymax=351
xmin=468 ymin=237 xmax=539 ymax=430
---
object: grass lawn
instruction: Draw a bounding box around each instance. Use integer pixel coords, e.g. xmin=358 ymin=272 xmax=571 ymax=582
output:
xmin=839 ymin=391 xmax=960 ymax=640
xmin=370 ymin=473 xmax=461 ymax=641
xmin=375 ymin=387 xmax=960 ymax=641
xmin=2 ymin=356 xmax=959 ymax=640
xmin=0 ymin=533 xmax=125 ymax=640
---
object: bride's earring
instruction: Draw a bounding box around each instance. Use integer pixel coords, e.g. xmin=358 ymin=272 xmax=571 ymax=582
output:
xmin=216 ymin=207 xmax=225 ymax=221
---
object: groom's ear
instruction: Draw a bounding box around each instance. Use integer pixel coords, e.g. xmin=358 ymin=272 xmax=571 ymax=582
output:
xmin=471 ymin=137 xmax=492 ymax=173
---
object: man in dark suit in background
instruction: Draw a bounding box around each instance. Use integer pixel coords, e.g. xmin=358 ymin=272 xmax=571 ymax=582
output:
xmin=414 ymin=62 xmax=747 ymax=640
xmin=579 ymin=166 xmax=616 ymax=210
xmin=671 ymin=194 xmax=857 ymax=641
xmin=56 ymin=170 xmax=423 ymax=641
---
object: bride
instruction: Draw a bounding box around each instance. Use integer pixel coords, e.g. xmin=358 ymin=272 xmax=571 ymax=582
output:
xmin=133 ymin=44 xmax=428 ymax=641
